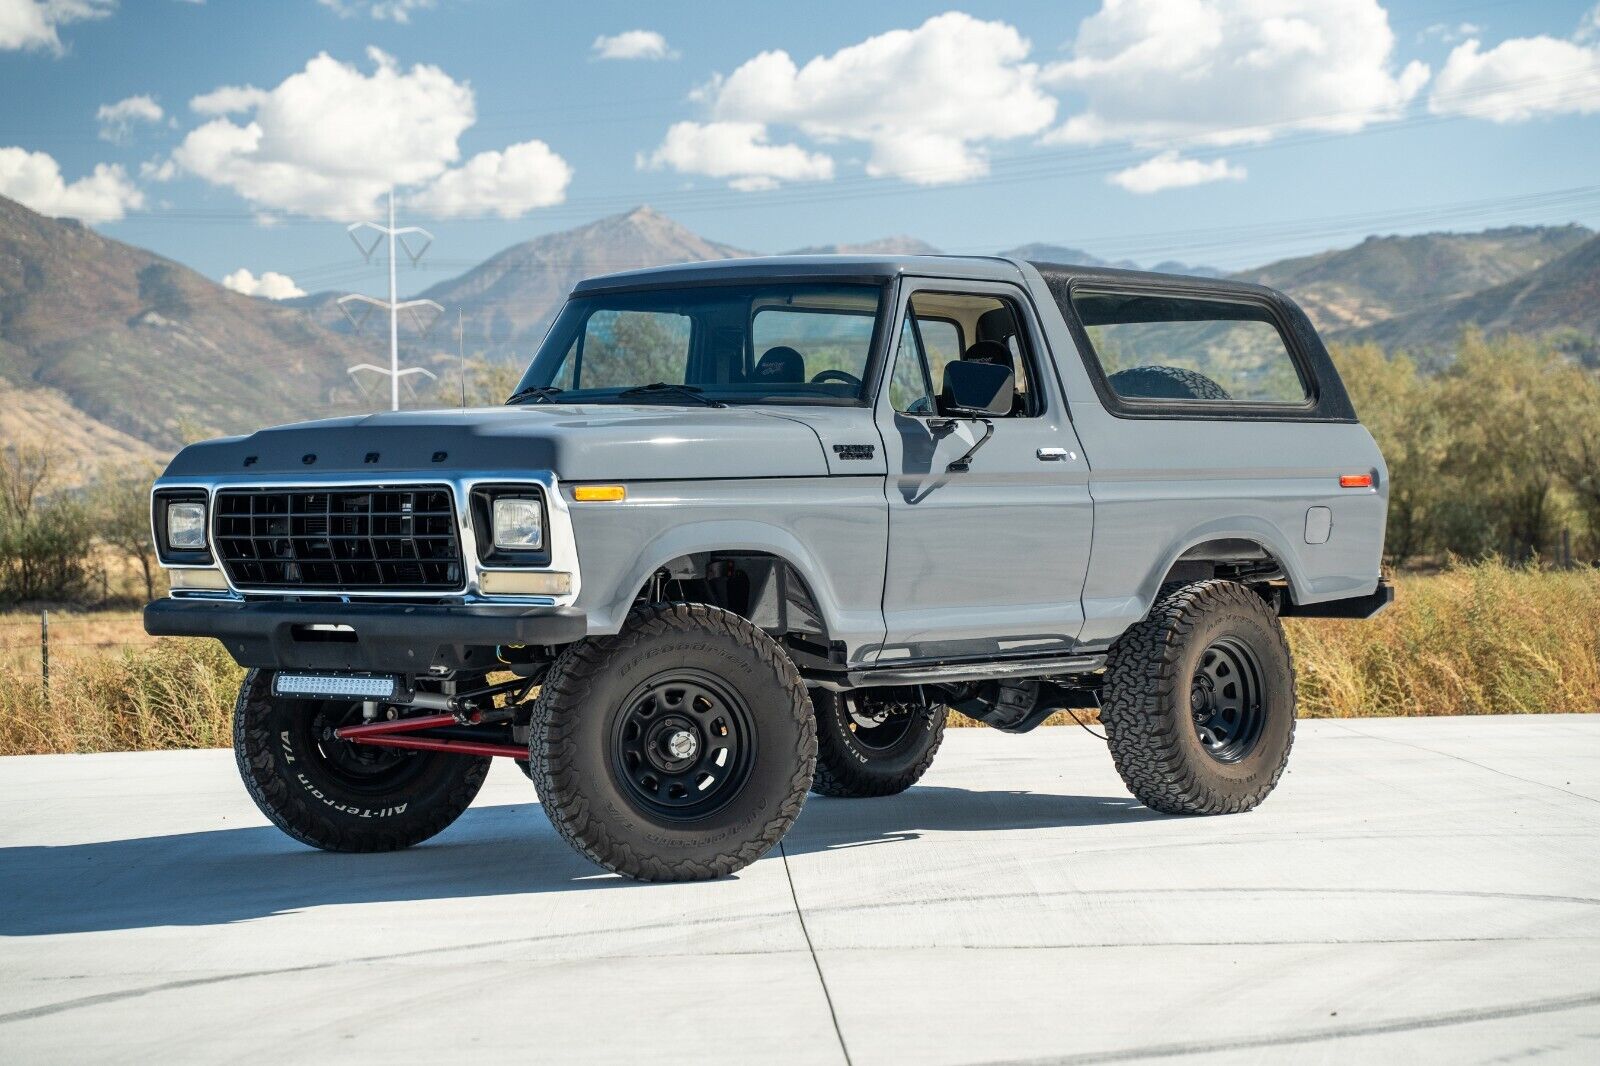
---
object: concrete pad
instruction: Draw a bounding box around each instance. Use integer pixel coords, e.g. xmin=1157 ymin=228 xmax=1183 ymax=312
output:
xmin=2 ymin=716 xmax=1598 ymax=1064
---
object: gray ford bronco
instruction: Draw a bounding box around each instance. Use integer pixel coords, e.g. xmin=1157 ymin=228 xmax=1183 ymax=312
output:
xmin=145 ymin=255 xmax=1392 ymax=881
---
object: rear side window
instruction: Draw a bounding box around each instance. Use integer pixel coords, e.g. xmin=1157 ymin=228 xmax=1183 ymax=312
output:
xmin=1070 ymin=291 xmax=1308 ymax=405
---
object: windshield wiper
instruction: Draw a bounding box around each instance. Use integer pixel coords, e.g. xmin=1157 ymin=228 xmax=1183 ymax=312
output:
xmin=615 ymin=382 xmax=727 ymax=408
xmin=505 ymin=385 xmax=565 ymax=406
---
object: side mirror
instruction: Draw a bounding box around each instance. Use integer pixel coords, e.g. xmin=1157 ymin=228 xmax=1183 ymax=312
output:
xmin=939 ymin=360 xmax=1014 ymax=418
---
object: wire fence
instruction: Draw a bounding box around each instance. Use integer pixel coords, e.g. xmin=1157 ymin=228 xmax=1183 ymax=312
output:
xmin=0 ymin=612 xmax=167 ymax=708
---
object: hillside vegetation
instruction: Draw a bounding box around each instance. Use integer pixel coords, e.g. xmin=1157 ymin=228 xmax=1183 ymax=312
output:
xmin=1236 ymin=225 xmax=1591 ymax=332
xmin=0 ymin=197 xmax=372 ymax=453
xmin=1348 ymin=231 xmax=1600 ymax=362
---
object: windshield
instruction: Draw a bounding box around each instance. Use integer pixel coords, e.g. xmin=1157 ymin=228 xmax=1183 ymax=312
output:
xmin=512 ymin=282 xmax=886 ymax=406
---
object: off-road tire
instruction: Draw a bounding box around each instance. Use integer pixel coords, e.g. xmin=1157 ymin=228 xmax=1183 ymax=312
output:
xmin=529 ymin=604 xmax=816 ymax=882
xmin=233 ymin=669 xmax=490 ymax=851
xmin=1108 ymin=365 xmax=1231 ymax=401
xmin=1099 ymin=580 xmax=1295 ymax=815
xmin=810 ymin=689 xmax=945 ymax=798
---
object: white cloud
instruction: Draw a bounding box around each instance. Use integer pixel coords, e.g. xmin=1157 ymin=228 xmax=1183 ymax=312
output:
xmin=0 ymin=0 xmax=113 ymax=54
xmin=222 ymin=268 xmax=305 ymax=300
xmin=1580 ymin=4 xmax=1600 ymax=45
xmin=139 ymin=156 xmax=176 ymax=181
xmin=593 ymin=30 xmax=676 ymax=61
xmin=1109 ymin=151 xmax=1246 ymax=194
xmin=189 ymin=84 xmax=268 ymax=115
xmin=0 ymin=146 xmax=142 ymax=221
xmin=318 ymin=0 xmax=434 ymax=23
xmin=171 ymin=47 xmax=570 ymax=220
xmin=1428 ymin=13 xmax=1600 ymax=123
xmin=171 ymin=48 xmax=572 ymax=220
xmin=1420 ymin=22 xmax=1481 ymax=45
xmin=410 ymin=139 xmax=572 ymax=217
xmin=659 ymin=12 xmax=1055 ymax=187
xmin=96 ymin=94 xmax=163 ymax=143
xmin=1044 ymin=0 xmax=1429 ymax=148
xmin=639 ymin=121 xmax=833 ymax=191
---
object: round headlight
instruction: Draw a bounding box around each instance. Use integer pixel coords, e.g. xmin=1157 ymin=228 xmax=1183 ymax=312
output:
xmin=166 ymin=502 xmax=207 ymax=550
xmin=491 ymin=497 xmax=543 ymax=551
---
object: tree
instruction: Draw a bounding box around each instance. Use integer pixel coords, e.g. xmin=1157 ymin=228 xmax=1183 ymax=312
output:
xmin=1545 ymin=362 xmax=1600 ymax=557
xmin=1329 ymin=342 xmax=1446 ymax=563
xmin=89 ymin=463 xmax=164 ymax=602
xmin=433 ymin=357 xmax=523 ymax=408
xmin=0 ymin=445 xmax=94 ymax=604
xmin=1435 ymin=332 xmax=1583 ymax=560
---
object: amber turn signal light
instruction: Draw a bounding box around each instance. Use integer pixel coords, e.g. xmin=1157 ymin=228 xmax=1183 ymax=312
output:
xmin=573 ymin=484 xmax=626 ymax=502
xmin=1339 ymin=474 xmax=1374 ymax=488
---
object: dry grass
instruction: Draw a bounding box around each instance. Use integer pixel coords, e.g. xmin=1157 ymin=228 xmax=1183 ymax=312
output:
xmin=1288 ymin=560 xmax=1600 ymax=717
xmin=0 ymin=638 xmax=242 ymax=755
xmin=0 ymin=561 xmax=1593 ymax=755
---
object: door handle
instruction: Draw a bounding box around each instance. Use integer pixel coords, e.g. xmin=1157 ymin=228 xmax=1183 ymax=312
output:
xmin=1036 ymin=447 xmax=1075 ymax=462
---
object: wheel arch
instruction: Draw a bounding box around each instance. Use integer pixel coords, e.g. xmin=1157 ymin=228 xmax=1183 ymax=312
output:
xmin=580 ymin=519 xmax=841 ymax=642
xmin=1138 ymin=520 xmax=1310 ymax=616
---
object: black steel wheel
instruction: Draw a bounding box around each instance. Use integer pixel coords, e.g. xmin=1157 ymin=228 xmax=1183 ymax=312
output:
xmin=233 ymin=669 xmax=489 ymax=852
xmin=610 ymin=670 xmax=758 ymax=819
xmin=811 ymin=688 xmax=945 ymax=798
xmin=1190 ymin=637 xmax=1267 ymax=762
xmin=529 ymin=604 xmax=815 ymax=882
xmin=1099 ymin=580 xmax=1295 ymax=815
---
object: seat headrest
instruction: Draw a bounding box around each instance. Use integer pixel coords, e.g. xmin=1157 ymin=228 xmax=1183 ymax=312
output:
xmin=961 ymin=339 xmax=1015 ymax=376
xmin=753 ymin=346 xmax=805 ymax=384
xmin=975 ymin=307 xmax=1016 ymax=345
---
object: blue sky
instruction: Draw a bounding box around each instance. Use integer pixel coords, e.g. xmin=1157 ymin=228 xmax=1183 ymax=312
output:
xmin=2 ymin=0 xmax=1599 ymax=298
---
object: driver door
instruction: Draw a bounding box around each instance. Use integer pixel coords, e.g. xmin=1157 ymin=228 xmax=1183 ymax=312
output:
xmin=871 ymin=279 xmax=1093 ymax=662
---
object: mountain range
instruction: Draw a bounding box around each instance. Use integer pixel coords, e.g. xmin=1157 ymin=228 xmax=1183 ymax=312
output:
xmin=0 ymin=195 xmax=370 ymax=455
xmin=1 ymin=194 xmax=1595 ymax=468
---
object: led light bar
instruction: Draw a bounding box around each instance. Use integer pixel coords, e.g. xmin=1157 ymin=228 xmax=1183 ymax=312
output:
xmin=272 ymin=673 xmax=399 ymax=700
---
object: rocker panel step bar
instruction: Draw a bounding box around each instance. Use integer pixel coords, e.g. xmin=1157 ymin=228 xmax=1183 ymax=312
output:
xmin=809 ymin=653 xmax=1107 ymax=692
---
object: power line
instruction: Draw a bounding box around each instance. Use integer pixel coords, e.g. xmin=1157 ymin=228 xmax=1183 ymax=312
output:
xmin=339 ymin=190 xmax=442 ymax=411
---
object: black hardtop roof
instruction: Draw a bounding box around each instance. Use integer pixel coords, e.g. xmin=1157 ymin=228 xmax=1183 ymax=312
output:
xmin=1027 ymin=260 xmax=1282 ymax=301
xmin=569 ymin=253 xmax=1283 ymax=302
xmin=571 ymin=254 xmax=1020 ymax=293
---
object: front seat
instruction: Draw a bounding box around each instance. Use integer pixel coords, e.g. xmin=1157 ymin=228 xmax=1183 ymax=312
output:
xmin=753 ymin=345 xmax=805 ymax=384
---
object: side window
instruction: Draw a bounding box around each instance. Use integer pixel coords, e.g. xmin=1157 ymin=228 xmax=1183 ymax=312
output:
xmin=886 ymin=292 xmax=1041 ymax=417
xmin=916 ymin=318 xmax=962 ymax=392
xmin=1070 ymin=291 xmax=1308 ymax=405
xmin=888 ymin=318 xmax=935 ymax=414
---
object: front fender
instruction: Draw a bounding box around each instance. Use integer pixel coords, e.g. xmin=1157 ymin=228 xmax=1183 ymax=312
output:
xmin=566 ymin=478 xmax=888 ymax=659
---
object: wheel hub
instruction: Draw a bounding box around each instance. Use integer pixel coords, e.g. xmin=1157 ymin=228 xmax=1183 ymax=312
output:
xmin=841 ymin=693 xmax=923 ymax=751
xmin=664 ymin=728 xmax=698 ymax=761
xmin=1189 ymin=638 xmax=1267 ymax=763
xmin=306 ymin=705 xmax=423 ymax=791
xmin=642 ymin=715 xmax=701 ymax=772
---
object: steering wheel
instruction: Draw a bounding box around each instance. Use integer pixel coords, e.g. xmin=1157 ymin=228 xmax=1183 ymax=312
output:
xmin=810 ymin=369 xmax=862 ymax=388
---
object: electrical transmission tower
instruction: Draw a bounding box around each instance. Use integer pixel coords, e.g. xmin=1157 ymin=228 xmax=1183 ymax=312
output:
xmin=339 ymin=189 xmax=442 ymax=411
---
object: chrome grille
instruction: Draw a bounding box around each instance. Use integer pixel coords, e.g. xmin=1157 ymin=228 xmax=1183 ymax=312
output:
xmin=214 ymin=486 xmax=463 ymax=592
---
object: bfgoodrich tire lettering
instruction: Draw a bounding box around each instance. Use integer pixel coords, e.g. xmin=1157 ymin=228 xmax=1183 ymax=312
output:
xmin=811 ymin=689 xmax=945 ymax=798
xmin=529 ymin=603 xmax=815 ymax=882
xmin=1099 ymin=580 xmax=1295 ymax=815
xmin=233 ymin=669 xmax=489 ymax=851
